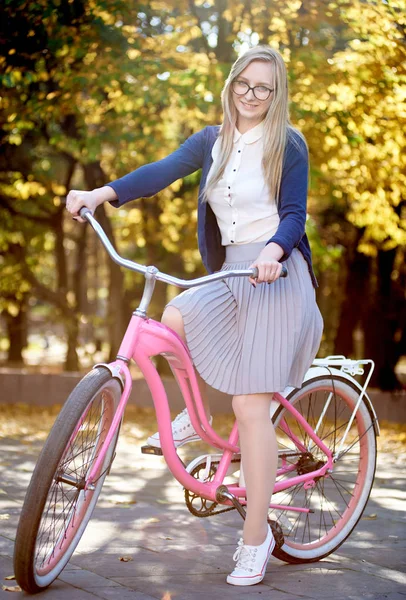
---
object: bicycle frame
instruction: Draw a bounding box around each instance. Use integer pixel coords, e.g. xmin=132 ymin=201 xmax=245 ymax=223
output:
xmin=85 ymin=312 xmax=335 ymax=515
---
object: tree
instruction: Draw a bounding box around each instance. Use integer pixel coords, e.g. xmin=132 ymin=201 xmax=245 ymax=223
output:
xmin=1 ymin=0 xmax=404 ymax=389
xmin=311 ymin=0 xmax=405 ymax=387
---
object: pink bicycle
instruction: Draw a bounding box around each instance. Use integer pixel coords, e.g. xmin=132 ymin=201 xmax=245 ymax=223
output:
xmin=14 ymin=208 xmax=379 ymax=593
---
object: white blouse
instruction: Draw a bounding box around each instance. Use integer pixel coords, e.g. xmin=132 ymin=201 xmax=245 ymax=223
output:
xmin=206 ymin=120 xmax=280 ymax=246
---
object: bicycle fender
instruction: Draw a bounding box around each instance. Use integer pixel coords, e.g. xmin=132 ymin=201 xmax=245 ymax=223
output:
xmin=93 ymin=362 xmax=125 ymax=391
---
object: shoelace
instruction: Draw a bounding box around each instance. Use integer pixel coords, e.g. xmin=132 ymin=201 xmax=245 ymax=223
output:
xmin=173 ymin=408 xmax=189 ymax=425
xmin=172 ymin=408 xmax=212 ymax=434
xmin=232 ymin=539 xmax=257 ymax=571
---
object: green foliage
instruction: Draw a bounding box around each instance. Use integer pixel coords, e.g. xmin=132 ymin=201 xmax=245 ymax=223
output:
xmin=306 ymin=217 xmax=343 ymax=277
xmin=0 ymin=0 xmax=404 ymax=381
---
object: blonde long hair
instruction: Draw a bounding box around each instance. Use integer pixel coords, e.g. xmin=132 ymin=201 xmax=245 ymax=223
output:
xmin=202 ymin=45 xmax=305 ymax=204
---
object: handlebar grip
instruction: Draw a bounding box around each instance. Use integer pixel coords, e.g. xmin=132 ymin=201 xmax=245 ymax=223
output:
xmin=251 ymin=266 xmax=288 ymax=279
xmin=79 ymin=207 xmax=92 ymax=218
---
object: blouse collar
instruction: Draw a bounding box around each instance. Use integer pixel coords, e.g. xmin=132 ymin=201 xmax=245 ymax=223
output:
xmin=233 ymin=120 xmax=264 ymax=145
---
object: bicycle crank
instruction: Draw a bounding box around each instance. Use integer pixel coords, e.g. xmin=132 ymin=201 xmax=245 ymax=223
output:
xmin=184 ymin=457 xmax=240 ymax=518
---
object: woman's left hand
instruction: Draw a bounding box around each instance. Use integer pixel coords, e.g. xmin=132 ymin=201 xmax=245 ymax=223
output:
xmin=248 ymin=243 xmax=284 ymax=287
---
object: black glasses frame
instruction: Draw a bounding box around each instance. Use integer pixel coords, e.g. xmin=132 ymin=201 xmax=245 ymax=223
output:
xmin=231 ymin=80 xmax=274 ymax=101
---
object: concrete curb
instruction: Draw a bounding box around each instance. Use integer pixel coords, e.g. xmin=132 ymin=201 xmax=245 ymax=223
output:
xmin=0 ymin=368 xmax=405 ymax=422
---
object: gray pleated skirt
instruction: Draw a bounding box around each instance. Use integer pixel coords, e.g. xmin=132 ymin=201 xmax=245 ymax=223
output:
xmin=165 ymin=242 xmax=323 ymax=395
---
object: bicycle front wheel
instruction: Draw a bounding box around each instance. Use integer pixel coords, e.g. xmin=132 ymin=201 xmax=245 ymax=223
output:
xmin=270 ymin=375 xmax=377 ymax=563
xmin=14 ymin=368 xmax=122 ymax=593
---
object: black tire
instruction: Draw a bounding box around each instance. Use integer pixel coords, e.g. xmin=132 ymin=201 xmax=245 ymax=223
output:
xmin=14 ymin=367 xmax=122 ymax=593
xmin=270 ymin=376 xmax=377 ymax=563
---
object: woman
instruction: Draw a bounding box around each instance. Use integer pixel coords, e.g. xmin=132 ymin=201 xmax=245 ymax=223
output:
xmin=66 ymin=45 xmax=323 ymax=586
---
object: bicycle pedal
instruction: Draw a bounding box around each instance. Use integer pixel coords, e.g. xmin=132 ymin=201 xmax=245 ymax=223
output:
xmin=141 ymin=445 xmax=163 ymax=456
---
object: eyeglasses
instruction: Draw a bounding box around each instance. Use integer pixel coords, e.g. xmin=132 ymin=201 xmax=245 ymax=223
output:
xmin=231 ymin=80 xmax=274 ymax=101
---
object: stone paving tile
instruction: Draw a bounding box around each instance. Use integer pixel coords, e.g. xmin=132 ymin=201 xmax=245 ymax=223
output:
xmin=335 ymin=543 xmax=406 ymax=571
xmin=345 ymin=596 xmax=406 ymax=600
xmin=0 ymin=536 xmax=14 ymax=558
xmin=70 ymin=549 xmax=218 ymax=578
xmin=280 ymin=553 xmax=406 ymax=585
xmin=0 ymin=585 xmax=99 ymax=600
xmin=348 ymin=560 xmax=406 ymax=587
xmin=376 ymin=596 xmax=406 ymax=600
xmin=110 ymin=573 xmax=306 ymax=599
xmin=133 ymin=542 xmax=241 ymax=573
xmin=0 ymin=555 xmax=150 ymax=600
xmin=267 ymin=565 xmax=403 ymax=599
xmin=84 ymin=586 xmax=160 ymax=600
xmin=0 ymin=553 xmax=15 ymax=584
xmin=0 ymin=555 xmax=97 ymax=600
xmin=58 ymin=570 xmax=122 ymax=589
xmin=76 ymin=505 xmax=239 ymax=552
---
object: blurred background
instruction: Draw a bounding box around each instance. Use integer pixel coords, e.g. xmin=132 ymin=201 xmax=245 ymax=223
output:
xmin=0 ymin=0 xmax=405 ymax=392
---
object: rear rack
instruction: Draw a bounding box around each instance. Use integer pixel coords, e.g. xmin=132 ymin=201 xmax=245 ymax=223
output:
xmin=312 ymin=354 xmax=375 ymax=379
xmin=311 ymin=355 xmax=377 ymax=456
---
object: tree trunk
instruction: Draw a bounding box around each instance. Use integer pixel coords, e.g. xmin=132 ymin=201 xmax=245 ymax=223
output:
xmin=83 ymin=161 xmax=129 ymax=361
xmin=140 ymin=197 xmax=168 ymax=319
xmin=96 ymin=204 xmax=130 ymax=361
xmin=334 ymin=246 xmax=370 ymax=357
xmin=363 ymin=248 xmax=403 ymax=390
xmin=5 ymin=297 xmax=28 ymax=363
xmin=65 ymin=316 xmax=80 ymax=371
xmin=51 ymin=207 xmax=80 ymax=372
xmin=54 ymin=209 xmax=69 ymax=294
xmin=63 ymin=223 xmax=88 ymax=371
xmin=215 ymin=0 xmax=235 ymax=62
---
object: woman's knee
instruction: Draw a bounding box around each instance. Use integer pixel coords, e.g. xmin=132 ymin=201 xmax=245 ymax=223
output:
xmin=232 ymin=394 xmax=272 ymax=424
xmin=161 ymin=306 xmax=186 ymax=340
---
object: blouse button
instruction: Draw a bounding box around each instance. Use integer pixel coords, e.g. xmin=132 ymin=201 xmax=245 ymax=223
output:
xmin=233 ymin=222 xmax=235 ymax=224
xmin=231 ymin=240 xmax=234 ymax=243
xmin=233 ymin=169 xmax=236 ymax=172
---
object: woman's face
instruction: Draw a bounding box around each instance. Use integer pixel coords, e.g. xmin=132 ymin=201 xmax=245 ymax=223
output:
xmin=231 ymin=60 xmax=275 ymax=130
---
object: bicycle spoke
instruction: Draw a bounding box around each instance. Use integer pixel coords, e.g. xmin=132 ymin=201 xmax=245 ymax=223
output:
xmin=330 ymin=477 xmax=353 ymax=505
xmin=36 ymin=482 xmax=79 ymax=566
xmin=307 ymin=421 xmax=349 ymax=454
xmin=318 ymin=481 xmax=326 ymax=538
xmin=287 ymin=485 xmax=316 ymax=540
xmin=330 ymin=477 xmax=358 ymax=484
xmin=318 ymin=481 xmax=332 ymax=538
xmin=335 ymin=422 xmax=374 ymax=460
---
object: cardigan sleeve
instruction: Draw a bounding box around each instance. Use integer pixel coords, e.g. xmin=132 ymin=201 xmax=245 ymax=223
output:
xmin=266 ymin=132 xmax=309 ymax=261
xmin=106 ymin=127 xmax=208 ymax=207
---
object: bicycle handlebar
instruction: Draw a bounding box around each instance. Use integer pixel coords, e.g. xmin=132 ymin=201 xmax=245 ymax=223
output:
xmin=80 ymin=207 xmax=287 ymax=289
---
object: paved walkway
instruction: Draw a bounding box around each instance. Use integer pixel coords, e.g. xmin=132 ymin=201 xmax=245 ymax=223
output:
xmin=0 ymin=428 xmax=405 ymax=599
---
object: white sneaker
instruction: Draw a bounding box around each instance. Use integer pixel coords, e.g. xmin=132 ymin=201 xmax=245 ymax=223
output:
xmin=146 ymin=408 xmax=213 ymax=449
xmin=227 ymin=524 xmax=275 ymax=586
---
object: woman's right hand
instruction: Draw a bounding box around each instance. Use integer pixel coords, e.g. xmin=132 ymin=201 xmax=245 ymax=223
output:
xmin=66 ymin=186 xmax=117 ymax=222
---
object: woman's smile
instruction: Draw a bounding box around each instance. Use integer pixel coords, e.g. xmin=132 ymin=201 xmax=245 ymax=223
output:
xmin=240 ymin=100 xmax=259 ymax=109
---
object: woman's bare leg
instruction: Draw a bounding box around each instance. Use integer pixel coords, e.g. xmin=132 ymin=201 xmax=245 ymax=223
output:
xmin=232 ymin=393 xmax=277 ymax=546
xmin=161 ymin=306 xmax=211 ymax=419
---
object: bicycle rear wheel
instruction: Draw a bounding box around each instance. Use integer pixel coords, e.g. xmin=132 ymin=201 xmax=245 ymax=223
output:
xmin=14 ymin=367 xmax=122 ymax=593
xmin=270 ymin=375 xmax=377 ymax=563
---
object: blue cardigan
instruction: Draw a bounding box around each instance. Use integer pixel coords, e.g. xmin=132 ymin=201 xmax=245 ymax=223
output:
xmin=107 ymin=125 xmax=318 ymax=288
